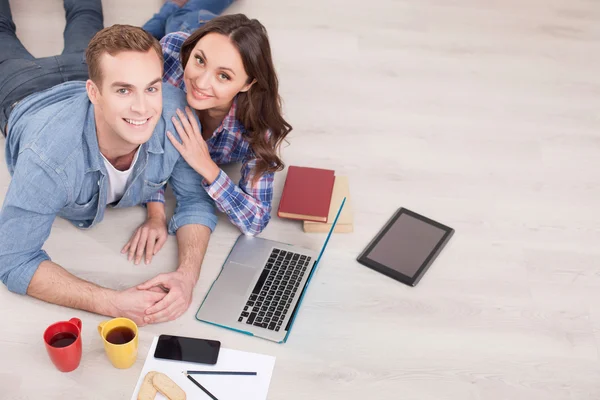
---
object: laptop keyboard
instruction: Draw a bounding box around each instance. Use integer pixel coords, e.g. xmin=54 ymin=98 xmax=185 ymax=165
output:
xmin=238 ymin=248 xmax=312 ymax=332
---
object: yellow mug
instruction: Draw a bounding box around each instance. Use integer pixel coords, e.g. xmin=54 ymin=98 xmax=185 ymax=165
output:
xmin=97 ymin=317 xmax=138 ymax=369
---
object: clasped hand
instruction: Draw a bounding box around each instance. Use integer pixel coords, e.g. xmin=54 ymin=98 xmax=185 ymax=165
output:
xmin=113 ymin=270 xmax=195 ymax=326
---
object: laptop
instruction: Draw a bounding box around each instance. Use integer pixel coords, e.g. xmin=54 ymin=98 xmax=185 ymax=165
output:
xmin=196 ymin=198 xmax=346 ymax=343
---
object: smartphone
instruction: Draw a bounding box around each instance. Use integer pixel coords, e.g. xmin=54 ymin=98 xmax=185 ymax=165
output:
xmin=154 ymin=334 xmax=221 ymax=365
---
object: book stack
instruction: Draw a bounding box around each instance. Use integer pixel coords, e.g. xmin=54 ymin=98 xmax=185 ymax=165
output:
xmin=277 ymin=166 xmax=353 ymax=233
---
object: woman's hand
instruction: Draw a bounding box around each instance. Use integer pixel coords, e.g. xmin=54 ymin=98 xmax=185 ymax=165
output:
xmin=168 ymin=107 xmax=220 ymax=184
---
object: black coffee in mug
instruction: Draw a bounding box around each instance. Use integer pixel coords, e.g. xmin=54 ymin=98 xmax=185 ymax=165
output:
xmin=105 ymin=326 xmax=135 ymax=345
xmin=49 ymin=332 xmax=77 ymax=348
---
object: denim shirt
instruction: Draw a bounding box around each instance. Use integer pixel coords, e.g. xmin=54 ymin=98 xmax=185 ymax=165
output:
xmin=0 ymin=81 xmax=217 ymax=295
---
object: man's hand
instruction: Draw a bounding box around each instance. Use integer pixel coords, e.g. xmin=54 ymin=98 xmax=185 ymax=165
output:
xmin=110 ymin=287 xmax=168 ymax=326
xmin=137 ymin=271 xmax=196 ymax=324
xmin=122 ymin=214 xmax=168 ymax=265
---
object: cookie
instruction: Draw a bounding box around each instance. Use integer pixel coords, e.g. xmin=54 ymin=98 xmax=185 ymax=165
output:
xmin=137 ymin=371 xmax=158 ymax=400
xmin=152 ymin=372 xmax=187 ymax=400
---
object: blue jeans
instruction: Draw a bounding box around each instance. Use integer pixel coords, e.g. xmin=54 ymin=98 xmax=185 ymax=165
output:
xmin=0 ymin=0 xmax=103 ymax=136
xmin=142 ymin=0 xmax=234 ymax=40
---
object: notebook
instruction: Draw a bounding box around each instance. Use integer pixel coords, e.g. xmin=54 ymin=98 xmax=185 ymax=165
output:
xmin=303 ymin=176 xmax=353 ymax=233
xmin=277 ymin=166 xmax=335 ymax=222
xmin=130 ymin=336 xmax=276 ymax=400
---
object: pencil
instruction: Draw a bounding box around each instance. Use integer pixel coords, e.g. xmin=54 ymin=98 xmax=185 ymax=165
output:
xmin=185 ymin=373 xmax=218 ymax=400
xmin=185 ymin=370 xmax=257 ymax=376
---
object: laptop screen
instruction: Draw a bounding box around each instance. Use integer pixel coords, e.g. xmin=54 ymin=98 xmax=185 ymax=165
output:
xmin=313 ymin=197 xmax=346 ymax=268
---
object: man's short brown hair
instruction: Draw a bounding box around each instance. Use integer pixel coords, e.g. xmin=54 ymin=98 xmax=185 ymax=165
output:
xmin=85 ymin=24 xmax=163 ymax=86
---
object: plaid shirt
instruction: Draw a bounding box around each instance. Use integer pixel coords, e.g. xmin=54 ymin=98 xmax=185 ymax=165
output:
xmin=147 ymin=32 xmax=274 ymax=235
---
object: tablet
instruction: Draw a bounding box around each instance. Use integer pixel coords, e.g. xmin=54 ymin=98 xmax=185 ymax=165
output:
xmin=357 ymin=208 xmax=454 ymax=286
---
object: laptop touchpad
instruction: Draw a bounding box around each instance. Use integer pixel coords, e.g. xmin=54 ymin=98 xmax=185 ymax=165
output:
xmin=219 ymin=262 xmax=259 ymax=298
xmin=226 ymin=236 xmax=269 ymax=267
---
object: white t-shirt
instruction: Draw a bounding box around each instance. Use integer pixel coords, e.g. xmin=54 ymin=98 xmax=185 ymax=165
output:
xmin=101 ymin=147 xmax=141 ymax=205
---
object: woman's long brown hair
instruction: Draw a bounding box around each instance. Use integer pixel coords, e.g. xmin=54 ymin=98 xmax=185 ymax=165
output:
xmin=180 ymin=14 xmax=292 ymax=184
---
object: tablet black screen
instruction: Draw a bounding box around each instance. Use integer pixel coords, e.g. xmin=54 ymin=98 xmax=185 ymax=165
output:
xmin=358 ymin=209 xmax=454 ymax=286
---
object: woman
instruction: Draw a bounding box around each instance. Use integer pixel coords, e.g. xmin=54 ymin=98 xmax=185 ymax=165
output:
xmin=123 ymin=14 xmax=292 ymax=264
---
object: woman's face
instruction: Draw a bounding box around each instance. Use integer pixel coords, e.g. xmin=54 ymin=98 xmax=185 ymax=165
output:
xmin=183 ymin=32 xmax=253 ymax=112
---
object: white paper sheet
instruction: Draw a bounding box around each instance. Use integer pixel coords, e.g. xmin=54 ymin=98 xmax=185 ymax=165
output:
xmin=130 ymin=336 xmax=276 ymax=400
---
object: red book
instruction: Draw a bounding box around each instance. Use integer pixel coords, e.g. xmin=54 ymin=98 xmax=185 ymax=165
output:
xmin=277 ymin=166 xmax=335 ymax=223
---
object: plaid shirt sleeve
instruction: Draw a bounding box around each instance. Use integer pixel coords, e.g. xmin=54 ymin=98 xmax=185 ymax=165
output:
xmin=160 ymin=32 xmax=190 ymax=89
xmin=203 ymin=155 xmax=274 ymax=236
xmin=145 ymin=188 xmax=166 ymax=204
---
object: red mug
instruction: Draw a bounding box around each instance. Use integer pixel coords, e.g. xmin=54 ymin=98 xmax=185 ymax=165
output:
xmin=43 ymin=318 xmax=83 ymax=372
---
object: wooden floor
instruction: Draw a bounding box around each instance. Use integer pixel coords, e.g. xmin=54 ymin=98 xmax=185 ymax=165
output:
xmin=1 ymin=0 xmax=599 ymax=399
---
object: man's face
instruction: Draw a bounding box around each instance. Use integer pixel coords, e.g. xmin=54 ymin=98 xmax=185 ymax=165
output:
xmin=88 ymin=50 xmax=163 ymax=147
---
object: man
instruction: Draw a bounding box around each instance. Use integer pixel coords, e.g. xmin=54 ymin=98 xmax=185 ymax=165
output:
xmin=0 ymin=0 xmax=217 ymax=326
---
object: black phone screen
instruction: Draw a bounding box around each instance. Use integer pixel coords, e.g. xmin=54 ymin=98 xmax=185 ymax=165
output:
xmin=154 ymin=335 xmax=221 ymax=364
